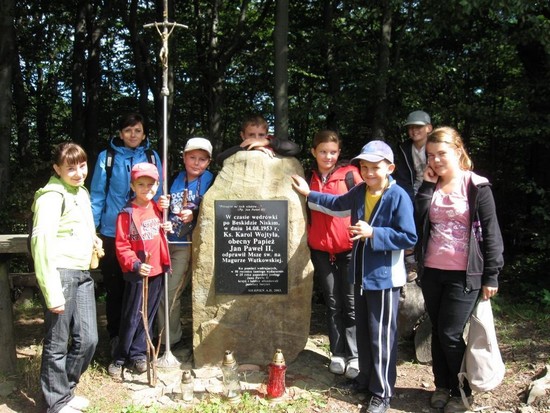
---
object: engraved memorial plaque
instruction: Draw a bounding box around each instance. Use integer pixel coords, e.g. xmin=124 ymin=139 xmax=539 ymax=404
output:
xmin=215 ymin=200 xmax=288 ymax=294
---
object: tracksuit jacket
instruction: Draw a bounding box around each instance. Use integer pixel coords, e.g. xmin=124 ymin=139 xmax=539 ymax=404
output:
xmin=414 ymin=171 xmax=504 ymax=290
xmin=307 ymin=177 xmax=418 ymax=290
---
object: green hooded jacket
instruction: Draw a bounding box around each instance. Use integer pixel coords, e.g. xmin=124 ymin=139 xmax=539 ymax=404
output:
xmin=31 ymin=176 xmax=95 ymax=308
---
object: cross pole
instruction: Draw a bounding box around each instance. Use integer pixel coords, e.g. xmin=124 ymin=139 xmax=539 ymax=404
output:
xmin=144 ymin=0 xmax=187 ymax=369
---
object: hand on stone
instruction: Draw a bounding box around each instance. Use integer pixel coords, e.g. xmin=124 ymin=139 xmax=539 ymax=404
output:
xmin=291 ymin=175 xmax=311 ymax=197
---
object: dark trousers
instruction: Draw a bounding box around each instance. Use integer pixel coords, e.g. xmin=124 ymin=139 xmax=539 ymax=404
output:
xmin=311 ymin=249 xmax=357 ymax=360
xmin=421 ymin=267 xmax=479 ymax=397
xmin=41 ymin=269 xmax=98 ymax=413
xmin=354 ymin=286 xmax=400 ymax=399
xmin=100 ymin=236 xmax=125 ymax=339
xmin=113 ymin=274 xmax=163 ymax=363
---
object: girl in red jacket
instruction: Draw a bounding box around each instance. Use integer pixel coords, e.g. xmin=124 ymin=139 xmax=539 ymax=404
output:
xmin=307 ymin=130 xmax=362 ymax=378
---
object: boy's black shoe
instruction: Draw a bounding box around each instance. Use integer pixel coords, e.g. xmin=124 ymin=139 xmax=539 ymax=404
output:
xmin=126 ymin=359 xmax=148 ymax=374
xmin=364 ymin=395 xmax=390 ymax=413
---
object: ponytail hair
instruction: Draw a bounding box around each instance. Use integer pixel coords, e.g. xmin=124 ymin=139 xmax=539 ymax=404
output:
xmin=427 ymin=126 xmax=473 ymax=171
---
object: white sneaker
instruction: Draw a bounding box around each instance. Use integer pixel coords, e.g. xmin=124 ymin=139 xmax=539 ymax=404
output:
xmin=344 ymin=359 xmax=359 ymax=379
xmin=68 ymin=395 xmax=90 ymax=410
xmin=329 ymin=356 xmax=346 ymax=375
xmin=58 ymin=405 xmax=81 ymax=413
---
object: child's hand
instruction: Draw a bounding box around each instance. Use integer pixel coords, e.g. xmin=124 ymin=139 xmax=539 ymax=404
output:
xmin=349 ymin=220 xmax=373 ymax=240
xmin=161 ymin=221 xmax=173 ymax=233
xmin=423 ymin=166 xmax=438 ymax=183
xmin=241 ymin=137 xmax=269 ymax=149
xmin=179 ymin=209 xmax=193 ymax=223
xmin=291 ymin=175 xmax=311 ymax=197
xmin=157 ymin=195 xmax=170 ymax=210
xmin=139 ymin=263 xmax=152 ymax=277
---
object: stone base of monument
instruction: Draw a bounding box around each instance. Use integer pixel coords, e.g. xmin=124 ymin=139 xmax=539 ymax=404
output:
xmin=191 ymin=151 xmax=314 ymax=367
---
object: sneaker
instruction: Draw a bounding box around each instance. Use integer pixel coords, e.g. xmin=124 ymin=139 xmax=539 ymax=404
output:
xmin=430 ymin=387 xmax=450 ymax=409
xmin=365 ymin=395 xmax=390 ymax=413
xmin=329 ymin=356 xmax=346 ymax=375
xmin=344 ymin=359 xmax=360 ymax=379
xmin=127 ymin=359 xmax=148 ymax=374
xmin=59 ymin=406 xmax=81 ymax=413
xmin=443 ymin=396 xmax=472 ymax=413
xmin=107 ymin=361 xmax=123 ymax=377
xmin=68 ymin=395 xmax=90 ymax=410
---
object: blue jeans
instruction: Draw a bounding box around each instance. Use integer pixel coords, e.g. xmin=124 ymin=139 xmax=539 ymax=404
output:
xmin=41 ymin=269 xmax=98 ymax=413
xmin=311 ymin=249 xmax=357 ymax=360
xmin=421 ymin=267 xmax=479 ymax=397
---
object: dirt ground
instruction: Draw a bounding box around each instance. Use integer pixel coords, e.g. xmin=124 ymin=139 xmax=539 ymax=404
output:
xmin=2 ymin=290 xmax=549 ymax=413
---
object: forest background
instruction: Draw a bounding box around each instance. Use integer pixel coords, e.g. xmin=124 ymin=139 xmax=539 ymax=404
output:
xmin=0 ymin=0 xmax=549 ymax=307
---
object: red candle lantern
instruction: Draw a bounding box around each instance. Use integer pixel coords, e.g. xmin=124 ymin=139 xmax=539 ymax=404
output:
xmin=267 ymin=349 xmax=287 ymax=399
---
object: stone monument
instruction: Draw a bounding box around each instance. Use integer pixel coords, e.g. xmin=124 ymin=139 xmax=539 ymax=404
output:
xmin=191 ymin=150 xmax=314 ymax=367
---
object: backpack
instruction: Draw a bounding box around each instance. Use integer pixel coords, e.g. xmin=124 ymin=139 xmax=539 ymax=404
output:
xmin=27 ymin=191 xmax=66 ymax=255
xmin=458 ymin=298 xmax=505 ymax=408
xmin=104 ymin=146 xmax=157 ymax=195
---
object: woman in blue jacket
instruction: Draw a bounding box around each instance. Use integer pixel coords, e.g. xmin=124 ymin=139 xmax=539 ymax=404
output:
xmin=90 ymin=113 xmax=162 ymax=349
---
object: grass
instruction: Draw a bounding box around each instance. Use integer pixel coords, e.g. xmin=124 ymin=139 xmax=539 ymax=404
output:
xmin=5 ymin=290 xmax=550 ymax=412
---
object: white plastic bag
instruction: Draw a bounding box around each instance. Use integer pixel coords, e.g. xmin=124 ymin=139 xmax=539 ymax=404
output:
xmin=458 ymin=298 xmax=505 ymax=409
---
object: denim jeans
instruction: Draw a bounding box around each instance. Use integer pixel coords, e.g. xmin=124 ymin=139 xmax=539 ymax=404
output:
xmin=41 ymin=269 xmax=98 ymax=413
xmin=421 ymin=267 xmax=479 ymax=397
xmin=311 ymin=249 xmax=357 ymax=360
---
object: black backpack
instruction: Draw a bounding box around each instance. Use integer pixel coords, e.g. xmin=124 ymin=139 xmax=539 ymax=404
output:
xmin=104 ymin=147 xmax=157 ymax=195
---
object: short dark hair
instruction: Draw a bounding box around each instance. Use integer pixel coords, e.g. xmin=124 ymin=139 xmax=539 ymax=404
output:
xmin=119 ymin=113 xmax=147 ymax=135
xmin=240 ymin=114 xmax=268 ymax=133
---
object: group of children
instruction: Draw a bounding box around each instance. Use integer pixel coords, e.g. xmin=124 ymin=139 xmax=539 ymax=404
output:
xmin=30 ymin=111 xmax=503 ymax=413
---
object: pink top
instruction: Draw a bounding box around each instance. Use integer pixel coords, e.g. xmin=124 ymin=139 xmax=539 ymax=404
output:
xmin=424 ymin=172 xmax=470 ymax=271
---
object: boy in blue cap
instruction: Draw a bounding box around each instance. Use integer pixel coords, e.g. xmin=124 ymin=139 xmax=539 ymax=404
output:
xmin=292 ymin=140 xmax=417 ymax=413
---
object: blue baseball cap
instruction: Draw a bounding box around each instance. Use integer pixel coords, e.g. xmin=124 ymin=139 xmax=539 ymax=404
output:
xmin=351 ymin=140 xmax=394 ymax=165
xmin=404 ymin=110 xmax=431 ymax=126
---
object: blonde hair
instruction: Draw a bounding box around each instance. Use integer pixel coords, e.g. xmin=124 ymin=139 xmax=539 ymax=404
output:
xmin=427 ymin=126 xmax=473 ymax=171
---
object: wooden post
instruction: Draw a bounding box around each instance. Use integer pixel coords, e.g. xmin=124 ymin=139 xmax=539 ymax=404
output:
xmin=0 ymin=234 xmax=27 ymax=373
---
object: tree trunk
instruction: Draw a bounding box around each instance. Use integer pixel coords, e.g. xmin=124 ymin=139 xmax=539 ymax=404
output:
xmin=372 ymin=0 xmax=392 ymax=140
xmin=274 ymin=0 xmax=289 ymax=140
xmin=322 ymin=0 xmax=340 ymax=132
xmin=0 ymin=0 xmax=18 ymax=374
xmin=71 ymin=1 xmax=87 ymax=146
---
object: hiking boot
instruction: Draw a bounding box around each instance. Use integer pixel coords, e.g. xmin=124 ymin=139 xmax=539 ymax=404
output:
xmin=443 ymin=396 xmax=473 ymax=413
xmin=107 ymin=361 xmax=123 ymax=378
xmin=127 ymin=359 xmax=148 ymax=374
xmin=365 ymin=395 xmax=390 ymax=413
xmin=430 ymin=387 xmax=450 ymax=409
xmin=329 ymin=356 xmax=346 ymax=375
xmin=344 ymin=358 xmax=360 ymax=380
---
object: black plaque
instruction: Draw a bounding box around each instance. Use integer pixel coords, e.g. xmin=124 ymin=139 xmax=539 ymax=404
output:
xmin=215 ymin=200 xmax=288 ymax=294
